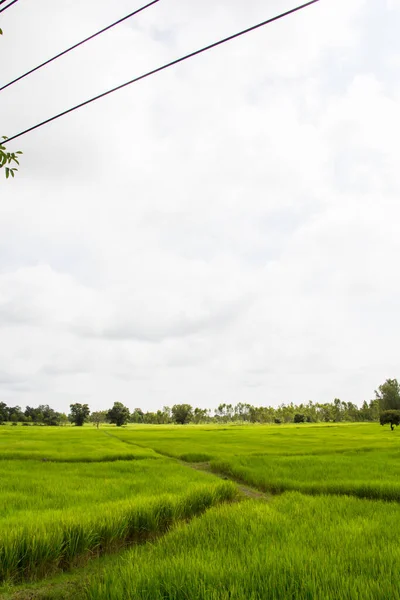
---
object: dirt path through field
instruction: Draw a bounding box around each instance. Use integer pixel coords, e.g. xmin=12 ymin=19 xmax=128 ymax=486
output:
xmin=102 ymin=430 xmax=271 ymax=500
xmin=186 ymin=461 xmax=270 ymax=500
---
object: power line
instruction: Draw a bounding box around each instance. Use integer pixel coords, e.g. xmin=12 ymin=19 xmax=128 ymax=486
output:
xmin=3 ymin=0 xmax=321 ymax=146
xmin=0 ymin=0 xmax=160 ymax=93
xmin=0 ymin=0 xmax=18 ymax=14
xmin=0 ymin=0 xmax=12 ymax=6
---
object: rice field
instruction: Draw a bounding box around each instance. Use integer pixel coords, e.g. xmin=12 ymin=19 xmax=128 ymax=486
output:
xmin=0 ymin=427 xmax=156 ymax=462
xmin=2 ymin=422 xmax=400 ymax=599
xmin=86 ymin=493 xmax=400 ymax=600
xmin=110 ymin=421 xmax=399 ymax=459
xmin=210 ymin=450 xmax=400 ymax=501
xmin=111 ymin=423 xmax=400 ymax=501
xmin=0 ymin=428 xmax=235 ymax=584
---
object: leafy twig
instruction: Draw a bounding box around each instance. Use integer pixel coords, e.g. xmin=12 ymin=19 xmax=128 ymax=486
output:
xmin=0 ymin=136 xmax=23 ymax=178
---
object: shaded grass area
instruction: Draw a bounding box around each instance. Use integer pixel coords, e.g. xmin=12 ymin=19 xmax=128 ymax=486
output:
xmin=0 ymin=546 xmax=131 ymax=599
xmin=210 ymin=449 xmax=400 ymax=501
xmin=0 ymin=459 xmax=236 ymax=584
xmin=85 ymin=492 xmax=400 ymax=600
xmin=0 ymin=427 xmax=157 ymax=462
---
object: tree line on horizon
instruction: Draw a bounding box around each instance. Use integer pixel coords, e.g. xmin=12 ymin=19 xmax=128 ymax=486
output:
xmin=1 ymin=378 xmax=400 ymax=427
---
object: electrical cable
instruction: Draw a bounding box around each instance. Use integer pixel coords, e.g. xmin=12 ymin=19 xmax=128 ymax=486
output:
xmin=0 ymin=0 xmax=160 ymax=92
xmin=3 ymin=0 xmax=321 ymax=145
xmin=0 ymin=0 xmax=18 ymax=14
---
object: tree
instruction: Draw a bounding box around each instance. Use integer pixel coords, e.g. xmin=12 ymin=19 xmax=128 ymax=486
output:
xmin=234 ymin=402 xmax=250 ymax=421
xmin=90 ymin=411 xmax=108 ymax=428
xmin=0 ymin=402 xmax=9 ymax=421
xmin=171 ymin=404 xmax=193 ymax=425
xmin=107 ymin=402 xmax=130 ymax=427
xmin=25 ymin=405 xmax=43 ymax=423
xmin=375 ymin=379 xmax=400 ymax=412
xmin=130 ymin=408 xmax=144 ymax=423
xmin=59 ymin=413 xmax=69 ymax=426
xmin=143 ymin=411 xmax=158 ymax=424
xmin=69 ymin=403 xmax=90 ymax=426
xmin=161 ymin=406 xmax=172 ymax=423
xmin=276 ymin=403 xmax=296 ymax=423
xmin=346 ymin=401 xmax=361 ymax=422
xmin=8 ymin=405 xmax=25 ymax=422
xmin=369 ymin=399 xmax=380 ymax=422
xmin=25 ymin=404 xmax=61 ymax=426
xmin=192 ymin=407 xmax=209 ymax=424
xmin=333 ymin=398 xmax=343 ymax=422
xmin=380 ymin=410 xmax=400 ymax=431
xmin=40 ymin=405 xmax=61 ymax=426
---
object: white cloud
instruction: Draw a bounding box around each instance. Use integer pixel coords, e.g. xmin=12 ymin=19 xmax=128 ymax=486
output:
xmin=0 ymin=0 xmax=397 ymax=412
xmin=387 ymin=0 xmax=400 ymax=9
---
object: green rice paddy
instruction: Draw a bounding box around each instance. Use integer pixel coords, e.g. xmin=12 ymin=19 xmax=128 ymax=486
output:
xmin=87 ymin=493 xmax=400 ymax=600
xmin=1 ymin=422 xmax=400 ymax=599
xmin=0 ymin=427 xmax=156 ymax=462
xmin=211 ymin=450 xmax=400 ymax=501
xmin=110 ymin=421 xmax=399 ymax=458
xmin=0 ymin=456 xmax=234 ymax=583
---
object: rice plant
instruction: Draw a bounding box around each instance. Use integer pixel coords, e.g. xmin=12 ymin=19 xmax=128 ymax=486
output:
xmin=0 ymin=458 xmax=236 ymax=583
xmin=85 ymin=492 xmax=400 ymax=600
xmin=0 ymin=426 xmax=157 ymax=462
xmin=110 ymin=422 xmax=397 ymax=460
xmin=3 ymin=421 xmax=400 ymax=598
xmin=210 ymin=449 xmax=400 ymax=501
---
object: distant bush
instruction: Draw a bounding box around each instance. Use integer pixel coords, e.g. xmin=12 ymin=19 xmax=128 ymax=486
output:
xmin=11 ymin=422 xmax=18 ymax=426
xmin=380 ymin=410 xmax=400 ymax=431
xmin=294 ymin=414 xmax=306 ymax=423
xmin=274 ymin=418 xmax=282 ymax=424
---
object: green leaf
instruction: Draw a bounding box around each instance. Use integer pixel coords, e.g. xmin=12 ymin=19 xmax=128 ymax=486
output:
xmin=5 ymin=168 xmax=9 ymax=179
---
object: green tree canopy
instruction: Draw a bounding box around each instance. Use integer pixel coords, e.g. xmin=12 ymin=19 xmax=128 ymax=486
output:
xmin=107 ymin=402 xmax=130 ymax=427
xmin=90 ymin=410 xmax=108 ymax=428
xmin=380 ymin=410 xmax=400 ymax=431
xmin=130 ymin=408 xmax=144 ymax=423
xmin=171 ymin=404 xmax=193 ymax=425
xmin=375 ymin=379 xmax=400 ymax=411
xmin=69 ymin=403 xmax=90 ymax=427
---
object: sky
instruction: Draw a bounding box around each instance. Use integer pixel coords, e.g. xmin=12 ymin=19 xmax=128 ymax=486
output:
xmin=0 ymin=0 xmax=399 ymax=414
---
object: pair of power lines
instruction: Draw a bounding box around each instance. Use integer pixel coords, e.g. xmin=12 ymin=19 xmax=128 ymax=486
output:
xmin=0 ymin=0 xmax=18 ymax=15
xmin=2 ymin=0 xmax=321 ymax=145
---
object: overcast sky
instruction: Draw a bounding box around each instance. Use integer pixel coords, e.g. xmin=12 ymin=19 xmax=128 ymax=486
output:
xmin=0 ymin=0 xmax=399 ymax=413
